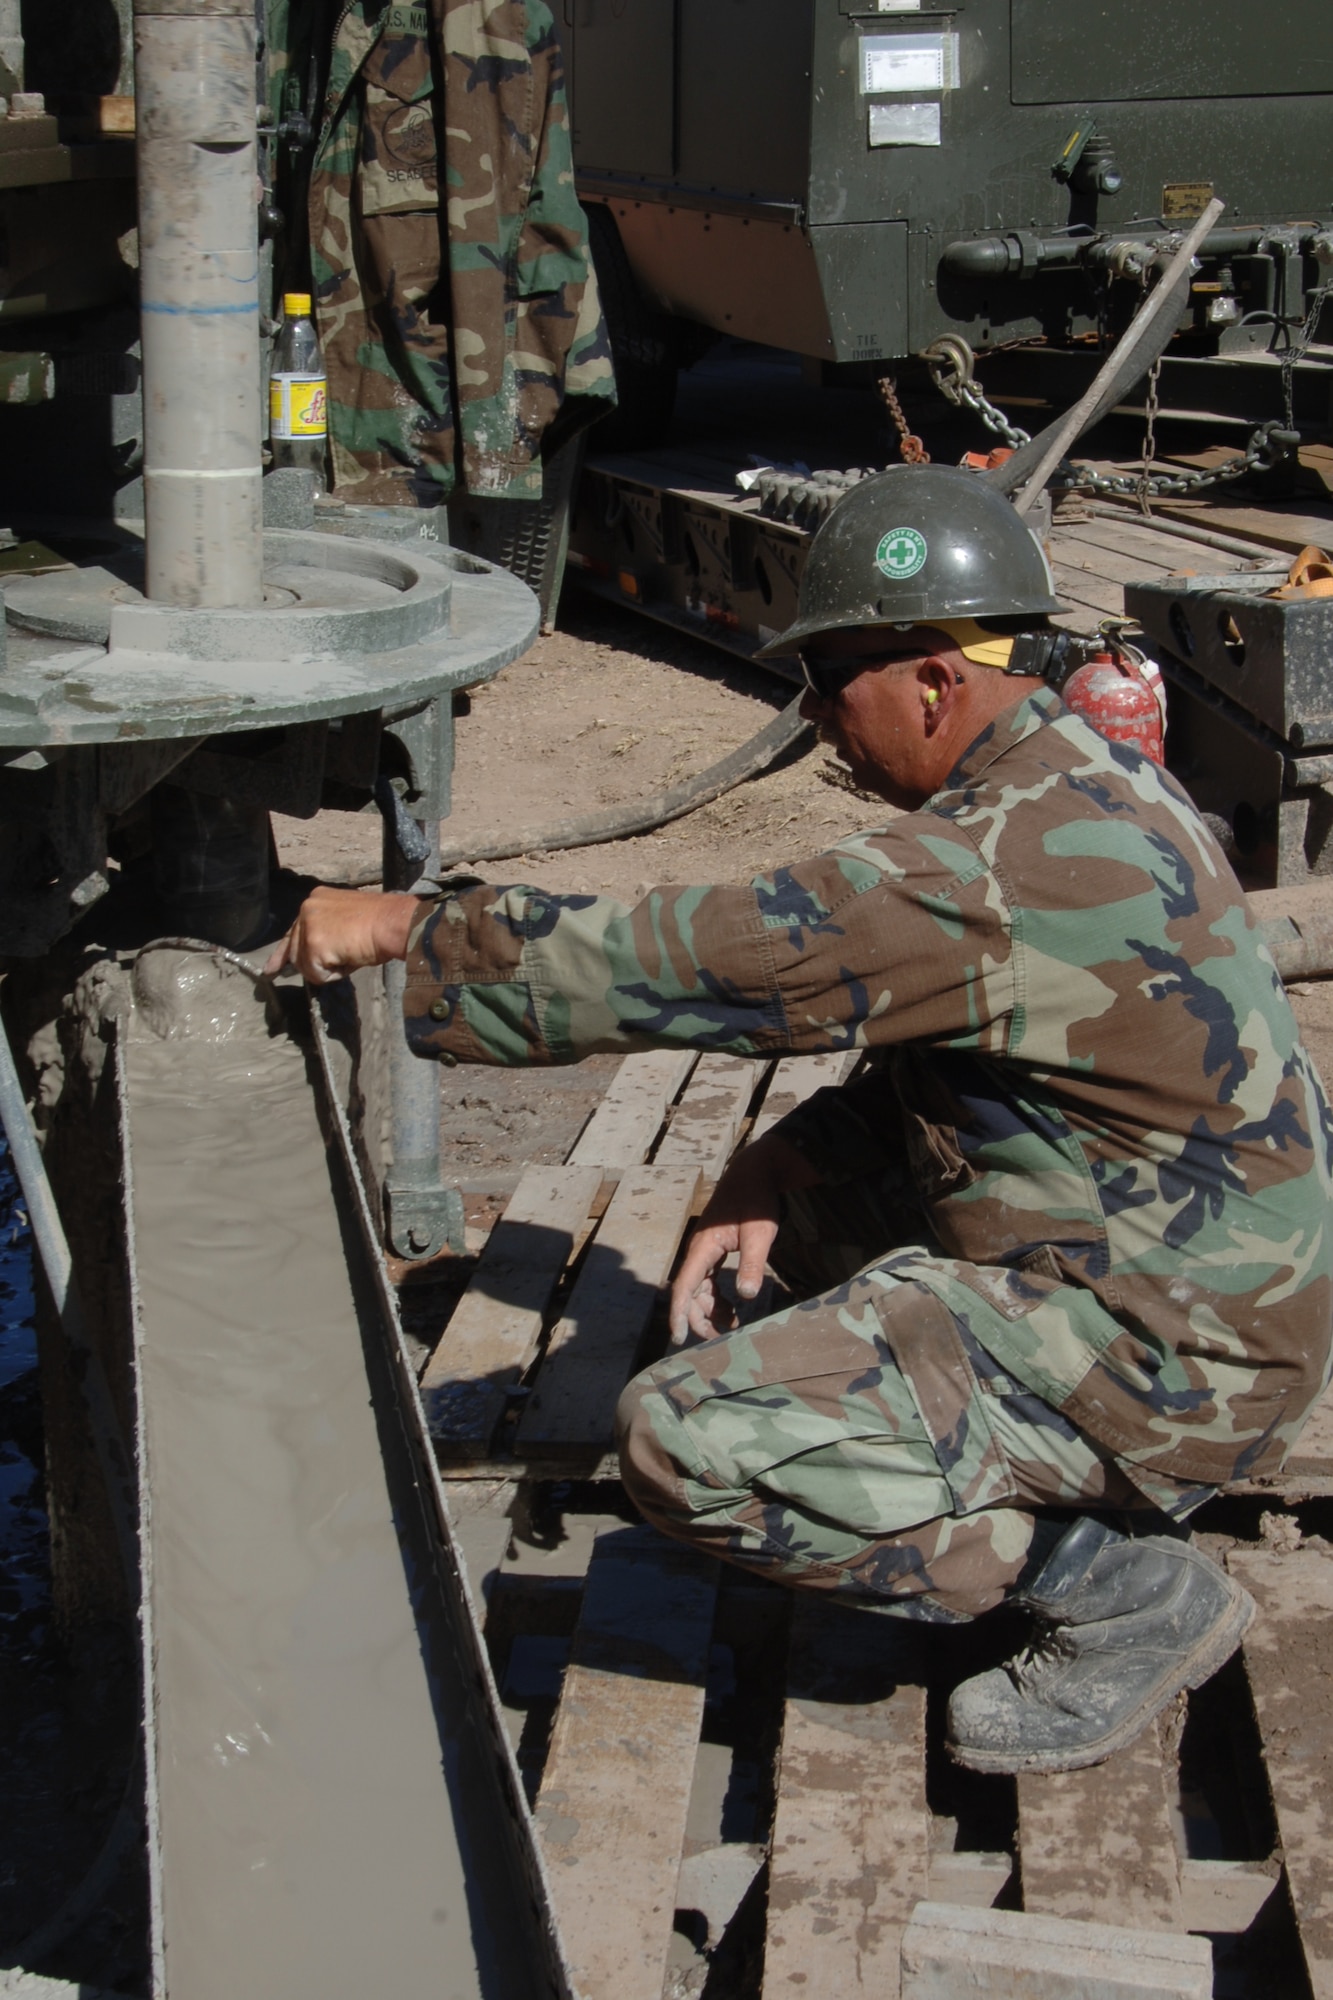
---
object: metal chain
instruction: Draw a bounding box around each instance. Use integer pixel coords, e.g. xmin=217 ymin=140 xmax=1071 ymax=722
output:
xmin=1136 ymin=356 xmax=1162 ymax=516
xmin=924 ymin=339 xmax=1034 ymax=450
xmin=921 ymin=333 xmax=1301 ymax=498
xmin=952 ymin=377 xmax=1033 ymax=450
xmin=877 ymin=375 xmax=930 ymax=464
xmin=1281 ymin=277 xmax=1333 ymax=431
xmin=1068 ymin=421 xmax=1301 ymax=500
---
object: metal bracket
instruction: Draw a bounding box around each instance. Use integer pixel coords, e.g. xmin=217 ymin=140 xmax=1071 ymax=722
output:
xmin=384 ymin=1180 xmax=465 ymax=1261
xmin=383 ymin=695 xmax=454 ymax=822
xmin=374 ymin=775 xmax=431 ymax=877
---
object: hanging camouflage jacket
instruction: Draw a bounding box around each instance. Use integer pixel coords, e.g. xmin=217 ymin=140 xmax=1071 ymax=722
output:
xmin=271 ymin=0 xmax=614 ymax=505
xmin=401 ymin=688 xmax=1333 ymax=1497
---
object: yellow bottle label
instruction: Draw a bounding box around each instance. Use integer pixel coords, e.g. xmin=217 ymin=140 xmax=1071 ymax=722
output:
xmin=269 ymin=373 xmax=327 ymax=440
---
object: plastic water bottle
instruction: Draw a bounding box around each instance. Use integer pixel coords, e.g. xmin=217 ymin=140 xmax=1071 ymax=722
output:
xmin=269 ymin=291 xmax=328 ymax=493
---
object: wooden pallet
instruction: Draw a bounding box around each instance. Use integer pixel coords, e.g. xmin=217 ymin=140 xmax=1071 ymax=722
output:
xmin=1048 ymin=500 xmax=1271 ymax=632
xmin=420 ymin=1047 xmax=856 ymax=1476
xmin=410 ymin=1046 xmax=1332 ymax=1999
xmin=476 ymin=1498 xmax=1294 ymax=2000
xmin=1229 ymin=1544 xmax=1333 ymax=2000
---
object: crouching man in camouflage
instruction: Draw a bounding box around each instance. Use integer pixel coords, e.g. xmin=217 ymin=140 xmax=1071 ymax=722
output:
xmin=269 ymin=466 xmax=1333 ymax=1773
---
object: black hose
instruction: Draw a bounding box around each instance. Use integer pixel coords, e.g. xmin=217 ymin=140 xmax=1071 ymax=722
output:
xmin=322 ymin=691 xmax=813 ymax=888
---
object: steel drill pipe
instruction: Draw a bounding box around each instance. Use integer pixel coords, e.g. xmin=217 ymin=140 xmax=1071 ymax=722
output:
xmin=134 ymin=0 xmax=264 ymax=609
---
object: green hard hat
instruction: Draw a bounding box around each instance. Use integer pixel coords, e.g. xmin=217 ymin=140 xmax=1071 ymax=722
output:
xmin=756 ymin=464 xmax=1065 ymax=657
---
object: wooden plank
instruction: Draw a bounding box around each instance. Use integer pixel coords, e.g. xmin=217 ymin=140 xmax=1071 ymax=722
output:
xmin=765 ymin=1599 xmax=929 ymax=1996
xmin=1017 ymin=1724 xmax=1183 ymax=1930
xmin=514 ymin=1163 xmax=701 ymax=1458
xmin=1178 ymin=1858 xmax=1279 ymax=1934
xmin=654 ymin=1052 xmax=765 ymax=1181
xmin=748 ymin=1050 xmax=859 ymax=1144
xmin=533 ymin=1525 xmax=717 ymax=2000
xmin=99 ymin=94 xmax=136 ymax=135
xmin=901 ymin=1904 xmax=1213 ymax=1994
xmin=1056 ymin=516 xmax=1250 ymax=573
xmin=419 ymin=1163 xmax=602 ymax=1459
xmin=1229 ymin=1545 xmax=1333 ymax=1998
xmin=1053 ymin=539 xmax=1179 ymax=589
xmin=437 ymin=1447 xmax=622 ymax=1483
xmin=1152 ymin=499 xmax=1333 ymax=559
xmin=566 ymin=1048 xmax=696 ymax=1176
xmin=926 ymin=1849 xmax=1013 ymax=1909
xmin=1302 ymin=445 xmax=1333 ymax=497
xmin=1050 ymin=564 xmax=1125 ymax=619
xmin=1054 ymin=521 xmax=1250 ymax=584
xmin=588 ymin=444 xmax=749 ymax=497
xmin=1052 ymin=600 xmax=1105 ymax=637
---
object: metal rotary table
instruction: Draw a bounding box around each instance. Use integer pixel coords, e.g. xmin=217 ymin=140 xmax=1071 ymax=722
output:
xmin=0 ymin=516 xmax=538 ymax=1261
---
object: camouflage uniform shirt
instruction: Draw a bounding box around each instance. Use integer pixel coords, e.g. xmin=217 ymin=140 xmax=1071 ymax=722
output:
xmin=406 ymin=688 xmax=1333 ymax=1496
xmin=277 ymin=0 xmax=614 ymax=505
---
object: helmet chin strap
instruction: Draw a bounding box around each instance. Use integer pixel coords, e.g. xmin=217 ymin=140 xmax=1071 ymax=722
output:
xmin=1003 ymin=629 xmax=1078 ymax=681
xmin=1003 ymin=627 xmax=1149 ymax=688
xmin=928 ymin=621 xmax=1073 ymax=682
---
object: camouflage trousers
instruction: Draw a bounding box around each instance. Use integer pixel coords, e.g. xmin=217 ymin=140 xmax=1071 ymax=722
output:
xmin=617 ymin=1180 xmax=1206 ymax=1624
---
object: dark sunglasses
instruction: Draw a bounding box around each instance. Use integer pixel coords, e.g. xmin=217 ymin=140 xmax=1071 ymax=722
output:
xmin=797 ymin=648 xmax=925 ymax=702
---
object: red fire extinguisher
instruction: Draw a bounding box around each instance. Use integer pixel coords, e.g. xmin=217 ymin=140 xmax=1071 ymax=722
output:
xmin=1060 ymin=642 xmax=1166 ymax=764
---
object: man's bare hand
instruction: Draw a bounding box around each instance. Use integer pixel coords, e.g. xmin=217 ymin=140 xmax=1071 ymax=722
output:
xmin=669 ymin=1132 xmax=819 ymax=1346
xmin=263 ymin=886 xmax=423 ymax=984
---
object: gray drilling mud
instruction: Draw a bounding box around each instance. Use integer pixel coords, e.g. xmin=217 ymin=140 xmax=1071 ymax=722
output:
xmin=123 ymin=955 xmax=547 ymax=1999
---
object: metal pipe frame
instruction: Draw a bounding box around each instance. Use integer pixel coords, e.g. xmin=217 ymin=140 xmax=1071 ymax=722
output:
xmin=134 ymin=0 xmax=264 ymax=609
xmin=941 ymin=221 xmax=1332 ymax=284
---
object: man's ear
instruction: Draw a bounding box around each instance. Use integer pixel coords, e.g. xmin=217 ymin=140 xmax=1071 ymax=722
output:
xmin=920 ymin=655 xmax=957 ymax=725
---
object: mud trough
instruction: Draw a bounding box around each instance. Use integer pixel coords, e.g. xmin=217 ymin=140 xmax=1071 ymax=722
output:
xmin=117 ymin=950 xmax=570 ymax=1999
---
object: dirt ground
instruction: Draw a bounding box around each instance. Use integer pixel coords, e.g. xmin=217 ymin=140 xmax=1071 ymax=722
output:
xmin=272 ymin=590 xmax=879 ymax=904
xmin=275 ymin=588 xmax=887 ymax=1204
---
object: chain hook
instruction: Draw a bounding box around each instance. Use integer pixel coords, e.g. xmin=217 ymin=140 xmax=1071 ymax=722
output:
xmin=921 ymin=334 xmax=976 ymax=407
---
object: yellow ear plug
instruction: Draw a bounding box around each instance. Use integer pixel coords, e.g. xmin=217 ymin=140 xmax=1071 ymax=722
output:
xmin=925 ymin=689 xmax=939 ymax=705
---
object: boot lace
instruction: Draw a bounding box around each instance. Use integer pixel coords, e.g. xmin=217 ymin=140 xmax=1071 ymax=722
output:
xmin=1009 ymin=1622 xmax=1076 ymax=1695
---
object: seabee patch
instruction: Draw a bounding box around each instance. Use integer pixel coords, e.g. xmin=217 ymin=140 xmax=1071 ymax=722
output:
xmin=875 ymin=526 xmax=927 ymax=581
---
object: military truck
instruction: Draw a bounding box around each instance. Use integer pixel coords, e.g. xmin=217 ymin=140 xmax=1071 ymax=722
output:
xmin=559 ymin=0 xmax=1332 ymax=445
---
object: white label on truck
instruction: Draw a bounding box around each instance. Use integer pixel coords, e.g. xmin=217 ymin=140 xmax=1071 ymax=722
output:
xmin=868 ymin=100 xmax=942 ymax=146
xmin=860 ymin=33 xmax=957 ymax=93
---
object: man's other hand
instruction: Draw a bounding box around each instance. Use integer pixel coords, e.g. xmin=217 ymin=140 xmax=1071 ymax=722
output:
xmin=263 ymin=886 xmax=423 ymax=984
xmin=669 ymin=1132 xmax=820 ymax=1346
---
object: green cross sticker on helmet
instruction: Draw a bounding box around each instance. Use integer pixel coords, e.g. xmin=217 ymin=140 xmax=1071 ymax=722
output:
xmin=875 ymin=526 xmax=928 ymax=580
